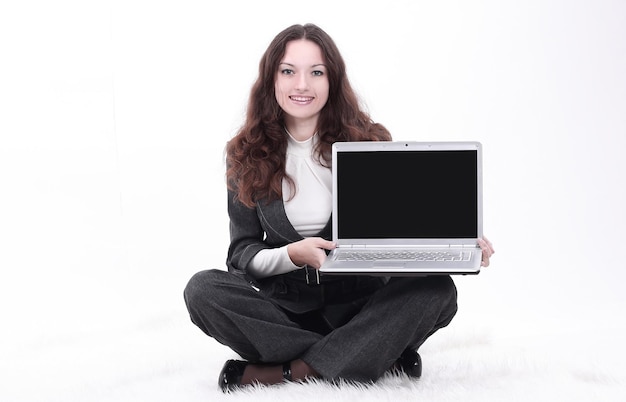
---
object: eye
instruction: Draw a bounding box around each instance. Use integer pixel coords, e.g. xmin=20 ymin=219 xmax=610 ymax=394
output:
xmin=312 ymin=70 xmax=324 ymax=77
xmin=280 ymin=68 xmax=295 ymax=75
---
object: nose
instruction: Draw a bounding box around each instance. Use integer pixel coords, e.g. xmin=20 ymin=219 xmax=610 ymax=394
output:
xmin=295 ymin=72 xmax=309 ymax=91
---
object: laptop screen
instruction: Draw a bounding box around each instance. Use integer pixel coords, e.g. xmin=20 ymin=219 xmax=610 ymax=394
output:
xmin=336 ymin=149 xmax=479 ymax=239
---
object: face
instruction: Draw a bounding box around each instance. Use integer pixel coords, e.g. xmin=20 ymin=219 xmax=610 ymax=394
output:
xmin=274 ymin=39 xmax=329 ymax=132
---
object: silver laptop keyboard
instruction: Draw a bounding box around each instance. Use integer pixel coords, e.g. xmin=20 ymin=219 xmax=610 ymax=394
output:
xmin=336 ymin=250 xmax=472 ymax=262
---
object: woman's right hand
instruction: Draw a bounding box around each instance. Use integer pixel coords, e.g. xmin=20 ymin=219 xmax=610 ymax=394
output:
xmin=287 ymin=237 xmax=336 ymax=269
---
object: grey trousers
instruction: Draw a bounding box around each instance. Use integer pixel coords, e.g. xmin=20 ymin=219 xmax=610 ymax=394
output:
xmin=184 ymin=269 xmax=457 ymax=382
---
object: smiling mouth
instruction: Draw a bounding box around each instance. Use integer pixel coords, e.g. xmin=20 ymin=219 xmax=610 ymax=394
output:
xmin=289 ymin=96 xmax=314 ymax=103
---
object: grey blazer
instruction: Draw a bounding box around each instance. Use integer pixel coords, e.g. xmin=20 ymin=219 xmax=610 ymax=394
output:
xmin=226 ymin=189 xmax=331 ymax=280
xmin=225 ymin=189 xmax=384 ymax=316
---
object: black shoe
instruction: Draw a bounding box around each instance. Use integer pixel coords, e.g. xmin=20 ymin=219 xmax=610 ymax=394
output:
xmin=282 ymin=362 xmax=292 ymax=381
xmin=218 ymin=360 xmax=293 ymax=392
xmin=219 ymin=359 xmax=248 ymax=392
xmin=397 ymin=349 xmax=422 ymax=378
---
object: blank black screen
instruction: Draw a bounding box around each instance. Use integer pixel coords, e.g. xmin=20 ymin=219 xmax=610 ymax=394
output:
xmin=336 ymin=150 xmax=478 ymax=239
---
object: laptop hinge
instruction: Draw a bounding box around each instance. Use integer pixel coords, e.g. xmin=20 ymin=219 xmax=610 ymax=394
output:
xmin=339 ymin=244 xmax=453 ymax=249
xmin=337 ymin=244 xmax=478 ymax=249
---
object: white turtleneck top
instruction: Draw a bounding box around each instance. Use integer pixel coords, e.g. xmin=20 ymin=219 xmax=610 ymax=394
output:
xmin=247 ymin=133 xmax=332 ymax=279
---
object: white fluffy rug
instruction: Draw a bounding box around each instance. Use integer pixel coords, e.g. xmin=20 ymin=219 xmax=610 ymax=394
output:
xmin=2 ymin=274 xmax=624 ymax=402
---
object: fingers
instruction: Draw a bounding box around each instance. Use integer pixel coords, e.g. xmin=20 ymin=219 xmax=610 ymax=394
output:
xmin=478 ymin=237 xmax=495 ymax=267
xmin=311 ymin=237 xmax=336 ymax=251
xmin=304 ymin=246 xmax=330 ymax=270
xmin=479 ymin=237 xmax=495 ymax=255
xmin=483 ymin=236 xmax=495 ymax=253
xmin=288 ymin=238 xmax=336 ymax=269
xmin=308 ymin=238 xmax=335 ymax=269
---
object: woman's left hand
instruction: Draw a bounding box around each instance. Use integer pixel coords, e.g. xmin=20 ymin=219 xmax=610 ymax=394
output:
xmin=478 ymin=236 xmax=495 ymax=267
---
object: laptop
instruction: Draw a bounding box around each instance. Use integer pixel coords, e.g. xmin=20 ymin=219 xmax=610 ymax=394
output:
xmin=319 ymin=141 xmax=483 ymax=276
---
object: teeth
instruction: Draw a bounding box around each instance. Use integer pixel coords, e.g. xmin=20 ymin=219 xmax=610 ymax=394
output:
xmin=291 ymin=96 xmax=313 ymax=102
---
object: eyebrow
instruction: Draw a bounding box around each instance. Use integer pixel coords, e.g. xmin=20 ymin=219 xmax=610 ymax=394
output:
xmin=279 ymin=62 xmax=327 ymax=68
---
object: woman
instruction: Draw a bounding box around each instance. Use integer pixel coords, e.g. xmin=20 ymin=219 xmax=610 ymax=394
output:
xmin=184 ymin=23 xmax=495 ymax=392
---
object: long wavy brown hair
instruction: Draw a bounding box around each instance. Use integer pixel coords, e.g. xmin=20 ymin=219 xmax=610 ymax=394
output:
xmin=226 ymin=23 xmax=391 ymax=208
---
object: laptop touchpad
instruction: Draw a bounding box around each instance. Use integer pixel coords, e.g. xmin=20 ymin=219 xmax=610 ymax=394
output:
xmin=372 ymin=262 xmax=406 ymax=268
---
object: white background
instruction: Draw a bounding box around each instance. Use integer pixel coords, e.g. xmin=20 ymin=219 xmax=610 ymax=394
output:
xmin=1 ymin=0 xmax=625 ymax=401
